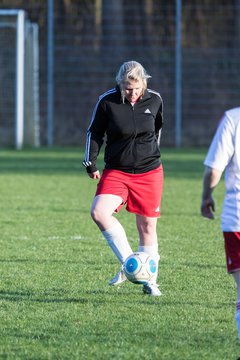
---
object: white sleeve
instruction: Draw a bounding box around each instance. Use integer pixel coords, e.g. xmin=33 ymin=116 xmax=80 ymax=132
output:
xmin=204 ymin=113 xmax=235 ymax=172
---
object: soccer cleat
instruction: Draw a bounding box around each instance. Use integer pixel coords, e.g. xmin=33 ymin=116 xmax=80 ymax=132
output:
xmin=109 ymin=269 xmax=127 ymax=286
xmin=143 ymin=283 xmax=161 ymax=296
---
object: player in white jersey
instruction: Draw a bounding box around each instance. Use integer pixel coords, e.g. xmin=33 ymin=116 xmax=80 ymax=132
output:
xmin=201 ymin=107 xmax=240 ymax=339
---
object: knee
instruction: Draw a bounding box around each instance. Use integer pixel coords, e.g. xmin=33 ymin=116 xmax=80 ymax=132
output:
xmin=91 ymin=203 xmax=110 ymax=226
xmin=90 ymin=206 xmax=101 ymax=223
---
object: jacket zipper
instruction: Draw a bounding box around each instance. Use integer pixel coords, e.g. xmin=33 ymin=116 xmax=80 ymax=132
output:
xmin=131 ymin=103 xmax=137 ymax=171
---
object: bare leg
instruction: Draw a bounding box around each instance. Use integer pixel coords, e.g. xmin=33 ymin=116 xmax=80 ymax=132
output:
xmin=91 ymin=194 xmax=132 ymax=264
xmin=136 ymin=215 xmax=160 ymax=286
xmin=91 ymin=194 xmax=123 ymax=231
xmin=233 ymin=271 xmax=240 ymax=301
xmin=136 ymin=215 xmax=158 ymax=246
xmin=233 ymin=271 xmax=240 ymax=338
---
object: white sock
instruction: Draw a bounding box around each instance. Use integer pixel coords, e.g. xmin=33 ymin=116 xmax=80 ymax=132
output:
xmin=102 ymin=222 xmax=133 ymax=264
xmin=138 ymin=244 xmax=160 ymax=284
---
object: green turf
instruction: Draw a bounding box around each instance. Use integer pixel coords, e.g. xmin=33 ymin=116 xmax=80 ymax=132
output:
xmin=0 ymin=148 xmax=239 ymax=359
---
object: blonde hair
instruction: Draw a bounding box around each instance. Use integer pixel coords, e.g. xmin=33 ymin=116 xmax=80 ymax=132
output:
xmin=115 ymin=61 xmax=151 ymax=101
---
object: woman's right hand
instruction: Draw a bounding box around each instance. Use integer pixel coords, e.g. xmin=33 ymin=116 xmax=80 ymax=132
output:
xmin=88 ymin=170 xmax=101 ymax=180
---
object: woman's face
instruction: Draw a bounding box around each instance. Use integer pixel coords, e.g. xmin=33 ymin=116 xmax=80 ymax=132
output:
xmin=122 ymin=79 xmax=144 ymax=103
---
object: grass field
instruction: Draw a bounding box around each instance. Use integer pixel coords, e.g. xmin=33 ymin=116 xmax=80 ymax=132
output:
xmin=0 ymin=148 xmax=239 ymax=359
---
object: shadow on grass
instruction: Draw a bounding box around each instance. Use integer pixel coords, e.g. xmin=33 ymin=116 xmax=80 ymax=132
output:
xmin=0 ymin=287 xmax=231 ymax=309
xmin=160 ymin=261 xmax=225 ymax=270
xmin=0 ymin=290 xmax=89 ymax=304
xmin=0 ymin=148 xmax=207 ymax=178
xmin=0 ymin=156 xmax=85 ymax=175
xmin=0 ymin=258 xmax=82 ymax=264
xmin=0 ymin=158 xmax=204 ymax=178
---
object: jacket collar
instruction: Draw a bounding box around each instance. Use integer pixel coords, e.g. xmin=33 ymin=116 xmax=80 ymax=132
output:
xmin=115 ymin=85 xmax=151 ymax=103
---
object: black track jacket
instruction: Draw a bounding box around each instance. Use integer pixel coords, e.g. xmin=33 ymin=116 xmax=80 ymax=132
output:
xmin=83 ymin=86 xmax=163 ymax=174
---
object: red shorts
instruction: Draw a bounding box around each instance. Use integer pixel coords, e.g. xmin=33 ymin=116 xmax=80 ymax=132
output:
xmin=223 ymin=232 xmax=240 ymax=273
xmin=96 ymin=165 xmax=164 ymax=217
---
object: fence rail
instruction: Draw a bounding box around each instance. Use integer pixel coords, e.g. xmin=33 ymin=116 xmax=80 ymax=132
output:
xmin=0 ymin=0 xmax=239 ymax=147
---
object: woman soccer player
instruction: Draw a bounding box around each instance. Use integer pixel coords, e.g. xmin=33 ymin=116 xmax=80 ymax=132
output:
xmin=83 ymin=61 xmax=164 ymax=296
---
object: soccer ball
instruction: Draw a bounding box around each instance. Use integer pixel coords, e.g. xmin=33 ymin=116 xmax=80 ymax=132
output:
xmin=123 ymin=252 xmax=157 ymax=284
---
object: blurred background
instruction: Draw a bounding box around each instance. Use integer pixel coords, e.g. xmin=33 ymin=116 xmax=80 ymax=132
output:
xmin=0 ymin=0 xmax=239 ymax=149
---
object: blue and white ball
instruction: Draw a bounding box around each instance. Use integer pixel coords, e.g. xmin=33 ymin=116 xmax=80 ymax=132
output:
xmin=123 ymin=252 xmax=157 ymax=284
